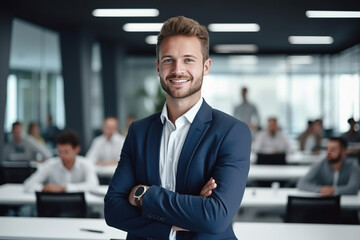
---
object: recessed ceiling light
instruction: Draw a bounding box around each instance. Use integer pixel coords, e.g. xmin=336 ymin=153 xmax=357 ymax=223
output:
xmin=92 ymin=8 xmax=159 ymax=17
xmin=287 ymin=56 xmax=313 ymax=65
xmin=288 ymin=36 xmax=333 ymax=44
xmin=123 ymin=23 xmax=163 ymax=32
xmin=145 ymin=35 xmax=158 ymax=45
xmin=306 ymin=10 xmax=360 ymax=18
xmin=208 ymin=23 xmax=260 ymax=32
xmin=213 ymin=44 xmax=258 ymax=53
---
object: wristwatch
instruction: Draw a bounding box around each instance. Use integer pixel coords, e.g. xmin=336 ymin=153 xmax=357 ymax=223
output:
xmin=134 ymin=185 xmax=148 ymax=207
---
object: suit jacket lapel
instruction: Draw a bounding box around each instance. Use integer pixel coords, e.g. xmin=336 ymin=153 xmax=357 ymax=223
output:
xmin=176 ymin=101 xmax=212 ymax=193
xmin=146 ymin=115 xmax=163 ymax=186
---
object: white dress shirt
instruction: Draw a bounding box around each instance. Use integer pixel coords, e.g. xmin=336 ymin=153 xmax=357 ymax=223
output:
xmin=159 ymin=98 xmax=203 ymax=239
xmin=86 ymin=132 xmax=125 ymax=163
xmin=253 ymin=130 xmax=291 ymax=154
xmin=24 ymin=156 xmax=99 ymax=192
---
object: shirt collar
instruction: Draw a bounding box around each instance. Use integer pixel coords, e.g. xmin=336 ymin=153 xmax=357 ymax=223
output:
xmin=160 ymin=98 xmax=203 ymax=124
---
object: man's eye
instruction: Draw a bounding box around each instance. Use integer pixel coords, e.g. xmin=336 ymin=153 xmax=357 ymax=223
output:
xmin=163 ymin=59 xmax=173 ymax=63
xmin=185 ymin=59 xmax=194 ymax=62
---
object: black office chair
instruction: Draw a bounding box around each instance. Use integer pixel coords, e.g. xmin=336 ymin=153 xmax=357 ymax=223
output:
xmin=256 ymin=153 xmax=286 ymax=165
xmin=284 ymin=195 xmax=341 ymax=224
xmin=36 ymin=192 xmax=87 ymax=218
xmin=0 ymin=162 xmax=36 ymax=184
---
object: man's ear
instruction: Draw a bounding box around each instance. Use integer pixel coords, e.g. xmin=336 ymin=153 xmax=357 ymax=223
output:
xmin=75 ymin=145 xmax=81 ymax=154
xmin=203 ymin=58 xmax=212 ymax=76
xmin=156 ymin=60 xmax=160 ymax=76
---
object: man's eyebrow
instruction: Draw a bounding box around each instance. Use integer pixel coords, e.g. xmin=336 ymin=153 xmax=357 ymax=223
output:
xmin=183 ymin=54 xmax=198 ymax=59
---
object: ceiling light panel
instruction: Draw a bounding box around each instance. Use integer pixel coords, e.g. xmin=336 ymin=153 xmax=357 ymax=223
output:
xmin=123 ymin=23 xmax=163 ymax=32
xmin=306 ymin=10 xmax=360 ymax=18
xmin=145 ymin=35 xmax=158 ymax=45
xmin=92 ymin=8 xmax=159 ymax=17
xmin=288 ymin=36 xmax=333 ymax=44
xmin=208 ymin=23 xmax=260 ymax=32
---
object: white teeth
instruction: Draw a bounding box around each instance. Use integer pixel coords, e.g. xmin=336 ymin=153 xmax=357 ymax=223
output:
xmin=171 ymin=79 xmax=188 ymax=83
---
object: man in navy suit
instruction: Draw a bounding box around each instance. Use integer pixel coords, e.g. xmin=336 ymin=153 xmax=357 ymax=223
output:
xmin=105 ymin=16 xmax=251 ymax=240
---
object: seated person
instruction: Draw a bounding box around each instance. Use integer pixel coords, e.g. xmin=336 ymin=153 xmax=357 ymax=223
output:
xmin=86 ymin=116 xmax=125 ymax=166
xmin=24 ymin=131 xmax=99 ymax=192
xmin=341 ymin=117 xmax=360 ymax=143
xmin=297 ymin=137 xmax=360 ymax=196
xmin=253 ymin=117 xmax=291 ymax=154
xmin=3 ymin=121 xmax=52 ymax=162
xmin=28 ymin=122 xmax=46 ymax=146
xmin=298 ymin=119 xmax=322 ymax=154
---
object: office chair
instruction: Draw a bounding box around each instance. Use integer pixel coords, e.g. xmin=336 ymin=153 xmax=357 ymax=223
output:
xmin=284 ymin=195 xmax=341 ymax=224
xmin=0 ymin=162 xmax=36 ymax=184
xmin=256 ymin=153 xmax=286 ymax=165
xmin=36 ymin=192 xmax=87 ymax=218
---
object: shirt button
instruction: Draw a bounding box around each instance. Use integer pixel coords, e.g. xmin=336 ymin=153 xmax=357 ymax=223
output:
xmin=169 ymin=158 xmax=173 ymax=163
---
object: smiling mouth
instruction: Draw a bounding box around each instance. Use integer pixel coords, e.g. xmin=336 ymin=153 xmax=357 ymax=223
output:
xmin=170 ymin=79 xmax=189 ymax=83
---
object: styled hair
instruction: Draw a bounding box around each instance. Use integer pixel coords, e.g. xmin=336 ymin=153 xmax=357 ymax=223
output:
xmin=56 ymin=131 xmax=80 ymax=148
xmin=329 ymin=137 xmax=348 ymax=149
xmin=156 ymin=16 xmax=209 ymax=62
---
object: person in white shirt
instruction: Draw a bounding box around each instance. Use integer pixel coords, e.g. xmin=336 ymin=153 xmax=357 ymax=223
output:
xmin=24 ymin=131 xmax=99 ymax=193
xmin=86 ymin=116 xmax=125 ymax=166
xmin=253 ymin=117 xmax=291 ymax=154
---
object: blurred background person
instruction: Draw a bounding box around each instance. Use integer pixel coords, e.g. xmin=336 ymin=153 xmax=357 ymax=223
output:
xmin=24 ymin=131 xmax=99 ymax=193
xmin=86 ymin=116 xmax=125 ymax=166
xmin=298 ymin=119 xmax=322 ymax=154
xmin=28 ymin=122 xmax=46 ymax=146
xmin=341 ymin=117 xmax=360 ymax=143
xmin=297 ymin=137 xmax=360 ymax=196
xmin=3 ymin=121 xmax=52 ymax=162
xmin=253 ymin=117 xmax=291 ymax=154
xmin=233 ymin=87 xmax=260 ymax=133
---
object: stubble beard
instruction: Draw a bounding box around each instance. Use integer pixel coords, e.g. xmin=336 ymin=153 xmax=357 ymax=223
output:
xmin=160 ymin=72 xmax=203 ymax=99
xmin=327 ymin=153 xmax=342 ymax=164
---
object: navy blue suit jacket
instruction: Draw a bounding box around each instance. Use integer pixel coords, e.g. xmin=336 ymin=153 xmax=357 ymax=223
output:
xmin=105 ymin=100 xmax=251 ymax=240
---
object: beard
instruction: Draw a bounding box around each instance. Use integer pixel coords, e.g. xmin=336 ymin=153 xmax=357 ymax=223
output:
xmin=327 ymin=153 xmax=342 ymax=164
xmin=160 ymin=72 xmax=203 ymax=99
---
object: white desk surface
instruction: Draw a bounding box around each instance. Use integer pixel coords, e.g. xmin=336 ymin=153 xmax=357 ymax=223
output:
xmin=0 ymin=184 xmax=104 ymax=207
xmin=0 ymin=216 xmax=359 ymax=240
xmin=241 ymin=187 xmax=360 ymax=209
xmin=247 ymin=165 xmax=310 ymax=181
xmin=233 ymin=222 xmax=360 ymax=240
xmin=96 ymin=164 xmax=311 ymax=181
xmin=0 ymin=217 xmax=126 ymax=240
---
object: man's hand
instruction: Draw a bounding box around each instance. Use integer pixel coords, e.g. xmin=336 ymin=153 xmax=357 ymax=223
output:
xmin=319 ymin=186 xmax=335 ymax=196
xmin=42 ymin=184 xmax=66 ymax=192
xmin=173 ymin=178 xmax=217 ymax=232
xmin=200 ymin=177 xmax=217 ymax=197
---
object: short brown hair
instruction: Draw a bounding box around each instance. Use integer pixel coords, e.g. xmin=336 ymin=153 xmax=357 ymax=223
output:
xmin=156 ymin=16 xmax=209 ymax=62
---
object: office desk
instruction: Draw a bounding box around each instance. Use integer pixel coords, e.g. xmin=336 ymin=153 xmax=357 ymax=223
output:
xmin=0 ymin=184 xmax=104 ymax=207
xmin=241 ymin=187 xmax=360 ymax=209
xmin=0 ymin=217 xmax=126 ymax=240
xmin=247 ymin=165 xmax=310 ymax=181
xmin=96 ymin=165 xmax=311 ymax=182
xmin=0 ymin=216 xmax=359 ymax=240
xmin=233 ymin=222 xmax=360 ymax=240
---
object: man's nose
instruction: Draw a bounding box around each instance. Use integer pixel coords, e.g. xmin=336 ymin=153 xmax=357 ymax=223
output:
xmin=171 ymin=61 xmax=185 ymax=75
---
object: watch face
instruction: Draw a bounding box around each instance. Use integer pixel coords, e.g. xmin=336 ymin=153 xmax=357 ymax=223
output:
xmin=134 ymin=186 xmax=145 ymax=197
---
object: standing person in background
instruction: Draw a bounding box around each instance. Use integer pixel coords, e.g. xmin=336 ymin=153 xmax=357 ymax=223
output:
xmin=24 ymin=131 xmax=99 ymax=193
xmin=105 ymin=16 xmax=251 ymax=240
xmin=86 ymin=116 xmax=125 ymax=166
xmin=3 ymin=121 xmax=52 ymax=162
xmin=233 ymin=86 xmax=260 ymax=132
